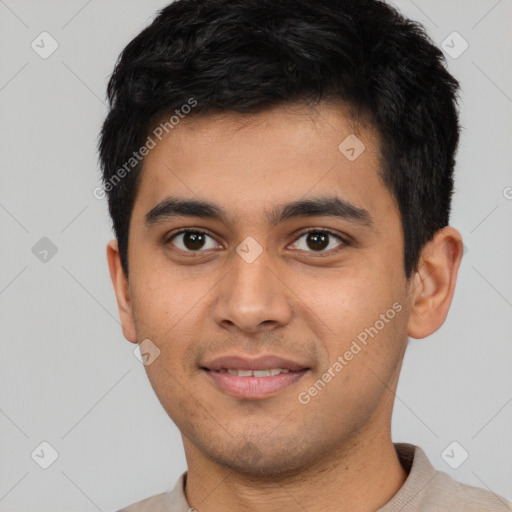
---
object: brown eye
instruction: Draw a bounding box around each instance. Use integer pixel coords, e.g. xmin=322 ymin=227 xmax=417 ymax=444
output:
xmin=290 ymin=230 xmax=345 ymax=253
xmin=169 ymin=230 xmax=219 ymax=251
xmin=306 ymin=232 xmax=329 ymax=251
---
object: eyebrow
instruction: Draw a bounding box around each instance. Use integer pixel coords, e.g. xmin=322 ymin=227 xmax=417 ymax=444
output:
xmin=145 ymin=195 xmax=373 ymax=229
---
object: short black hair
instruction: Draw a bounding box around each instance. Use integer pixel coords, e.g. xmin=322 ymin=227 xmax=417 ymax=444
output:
xmin=98 ymin=0 xmax=460 ymax=279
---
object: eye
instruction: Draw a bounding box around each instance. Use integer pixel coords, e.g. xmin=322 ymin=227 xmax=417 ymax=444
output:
xmin=289 ymin=229 xmax=346 ymax=253
xmin=167 ymin=230 xmax=221 ymax=252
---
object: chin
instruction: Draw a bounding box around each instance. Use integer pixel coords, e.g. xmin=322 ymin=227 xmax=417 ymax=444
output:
xmin=197 ymin=434 xmax=327 ymax=480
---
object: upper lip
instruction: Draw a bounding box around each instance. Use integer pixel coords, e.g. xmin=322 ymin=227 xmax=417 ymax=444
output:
xmin=201 ymin=354 xmax=310 ymax=372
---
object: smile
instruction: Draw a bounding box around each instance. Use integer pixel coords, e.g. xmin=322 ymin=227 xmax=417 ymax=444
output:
xmin=202 ymin=367 xmax=309 ymax=399
xmin=214 ymin=368 xmax=291 ymax=377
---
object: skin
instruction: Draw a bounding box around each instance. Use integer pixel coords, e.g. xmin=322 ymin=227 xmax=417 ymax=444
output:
xmin=107 ymin=101 xmax=463 ymax=512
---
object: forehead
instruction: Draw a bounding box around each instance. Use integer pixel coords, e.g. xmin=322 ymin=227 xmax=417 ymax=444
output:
xmin=131 ymin=102 xmax=395 ymax=227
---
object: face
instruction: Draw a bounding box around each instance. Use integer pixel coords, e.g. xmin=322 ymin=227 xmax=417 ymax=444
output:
xmin=114 ymin=102 xmax=417 ymax=476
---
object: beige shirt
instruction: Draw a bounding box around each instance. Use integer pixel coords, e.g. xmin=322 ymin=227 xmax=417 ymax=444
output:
xmin=117 ymin=443 xmax=512 ymax=511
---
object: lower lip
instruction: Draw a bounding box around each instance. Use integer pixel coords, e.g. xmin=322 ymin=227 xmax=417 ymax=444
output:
xmin=202 ymin=369 xmax=308 ymax=399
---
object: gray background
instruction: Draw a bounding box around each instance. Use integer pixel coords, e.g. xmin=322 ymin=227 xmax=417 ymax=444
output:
xmin=1 ymin=0 xmax=511 ymax=510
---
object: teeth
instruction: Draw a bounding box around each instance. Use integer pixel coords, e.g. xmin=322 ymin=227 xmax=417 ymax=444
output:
xmin=220 ymin=368 xmax=291 ymax=377
xmin=236 ymin=369 xmax=253 ymax=377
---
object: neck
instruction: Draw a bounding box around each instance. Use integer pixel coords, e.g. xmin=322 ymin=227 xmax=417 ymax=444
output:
xmin=183 ymin=428 xmax=407 ymax=512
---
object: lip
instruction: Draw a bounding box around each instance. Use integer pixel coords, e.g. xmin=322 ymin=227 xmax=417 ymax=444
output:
xmin=201 ymin=354 xmax=311 ymax=399
xmin=202 ymin=354 xmax=309 ymax=372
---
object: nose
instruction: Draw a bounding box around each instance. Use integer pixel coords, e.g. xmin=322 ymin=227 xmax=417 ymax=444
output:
xmin=212 ymin=247 xmax=293 ymax=334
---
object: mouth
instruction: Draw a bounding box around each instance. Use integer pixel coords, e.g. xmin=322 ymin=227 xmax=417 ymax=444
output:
xmin=211 ymin=368 xmax=295 ymax=377
xmin=200 ymin=354 xmax=310 ymax=399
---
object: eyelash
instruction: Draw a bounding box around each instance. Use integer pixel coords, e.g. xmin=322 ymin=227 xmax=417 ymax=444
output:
xmin=165 ymin=228 xmax=349 ymax=256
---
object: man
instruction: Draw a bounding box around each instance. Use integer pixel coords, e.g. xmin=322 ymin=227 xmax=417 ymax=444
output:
xmin=99 ymin=0 xmax=512 ymax=510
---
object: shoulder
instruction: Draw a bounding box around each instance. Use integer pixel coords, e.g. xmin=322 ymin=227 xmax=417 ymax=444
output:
xmin=422 ymin=471 xmax=512 ymax=511
xmin=115 ymin=471 xmax=189 ymax=512
xmin=384 ymin=443 xmax=512 ymax=512
xmin=116 ymin=492 xmax=171 ymax=512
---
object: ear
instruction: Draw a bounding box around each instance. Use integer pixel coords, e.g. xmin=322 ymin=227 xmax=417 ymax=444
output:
xmin=106 ymin=239 xmax=137 ymax=343
xmin=407 ymin=226 xmax=464 ymax=339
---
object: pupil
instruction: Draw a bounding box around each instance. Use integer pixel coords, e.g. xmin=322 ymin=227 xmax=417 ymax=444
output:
xmin=184 ymin=232 xmax=205 ymax=250
xmin=307 ymin=232 xmax=329 ymax=251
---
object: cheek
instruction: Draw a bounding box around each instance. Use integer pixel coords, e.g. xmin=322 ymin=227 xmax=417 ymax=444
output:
xmin=129 ymin=272 xmax=202 ymax=351
xmin=313 ymin=309 xmax=407 ymax=429
xmin=316 ymin=268 xmax=394 ymax=325
xmin=129 ymin=266 xmax=214 ymax=379
xmin=314 ymin=264 xmax=408 ymax=368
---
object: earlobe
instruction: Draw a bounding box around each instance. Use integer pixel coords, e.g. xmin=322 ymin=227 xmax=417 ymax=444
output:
xmin=106 ymin=240 xmax=138 ymax=343
xmin=407 ymin=227 xmax=464 ymax=339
